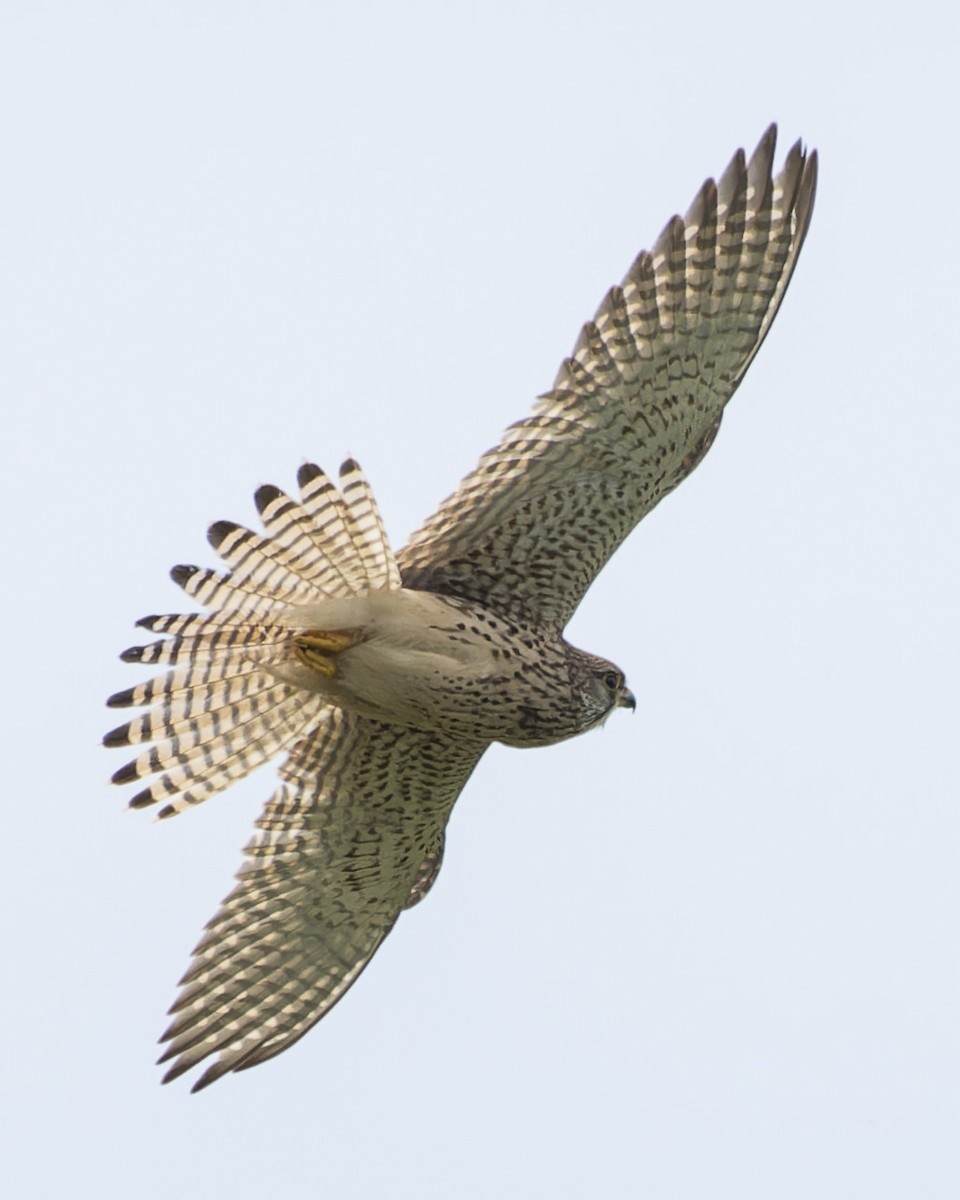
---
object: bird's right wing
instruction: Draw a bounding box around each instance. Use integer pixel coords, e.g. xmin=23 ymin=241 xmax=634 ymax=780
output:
xmin=399 ymin=125 xmax=817 ymax=631
xmin=158 ymin=706 xmax=485 ymax=1092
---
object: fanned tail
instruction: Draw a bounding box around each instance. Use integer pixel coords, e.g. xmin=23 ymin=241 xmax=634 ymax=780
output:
xmin=105 ymin=459 xmax=400 ymax=818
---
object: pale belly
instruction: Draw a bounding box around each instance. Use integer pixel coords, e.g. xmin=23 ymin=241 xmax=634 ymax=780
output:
xmin=273 ymin=587 xmax=584 ymax=746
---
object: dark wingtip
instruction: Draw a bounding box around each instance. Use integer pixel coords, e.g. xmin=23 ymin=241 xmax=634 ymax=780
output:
xmin=339 ymin=457 xmax=360 ymax=477
xmin=190 ymin=1063 xmax=225 ymax=1093
xmin=156 ymin=1038 xmax=176 ymax=1061
xmin=128 ymin=788 xmax=156 ymax=810
xmin=718 ymin=144 xmax=746 ymax=197
xmin=106 ymin=687 xmax=137 ymax=709
xmin=754 ymin=122 xmax=777 ymax=157
xmin=159 ymin=1058 xmax=188 ymax=1086
xmin=802 ymin=146 xmax=819 ymax=209
xmin=157 ymin=1048 xmax=218 ymax=1092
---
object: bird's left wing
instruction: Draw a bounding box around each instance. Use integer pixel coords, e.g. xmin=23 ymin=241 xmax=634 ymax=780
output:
xmin=399 ymin=126 xmax=817 ymax=630
xmin=158 ymin=707 xmax=485 ymax=1091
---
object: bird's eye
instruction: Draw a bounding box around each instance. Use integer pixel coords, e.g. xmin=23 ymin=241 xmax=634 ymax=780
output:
xmin=603 ymin=670 xmax=620 ymax=692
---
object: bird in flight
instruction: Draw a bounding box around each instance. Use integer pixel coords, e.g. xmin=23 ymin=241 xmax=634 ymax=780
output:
xmin=106 ymin=125 xmax=817 ymax=1091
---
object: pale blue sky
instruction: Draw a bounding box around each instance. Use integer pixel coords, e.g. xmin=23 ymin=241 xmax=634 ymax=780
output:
xmin=2 ymin=3 xmax=958 ymax=1197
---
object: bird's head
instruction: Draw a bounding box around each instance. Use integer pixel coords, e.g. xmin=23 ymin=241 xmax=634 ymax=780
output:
xmin=574 ymin=651 xmax=636 ymax=730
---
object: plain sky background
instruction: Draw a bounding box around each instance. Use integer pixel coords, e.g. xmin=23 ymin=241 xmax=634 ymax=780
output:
xmin=2 ymin=3 xmax=958 ymax=1197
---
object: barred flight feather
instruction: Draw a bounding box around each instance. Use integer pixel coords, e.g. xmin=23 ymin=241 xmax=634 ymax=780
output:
xmin=150 ymin=711 xmax=483 ymax=1090
xmin=400 ymin=125 xmax=817 ymax=628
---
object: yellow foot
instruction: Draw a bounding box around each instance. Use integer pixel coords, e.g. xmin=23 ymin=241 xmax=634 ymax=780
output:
xmin=293 ymin=628 xmax=362 ymax=679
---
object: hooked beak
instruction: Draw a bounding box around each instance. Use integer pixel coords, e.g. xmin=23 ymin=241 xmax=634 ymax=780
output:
xmin=617 ymin=686 xmax=636 ymax=712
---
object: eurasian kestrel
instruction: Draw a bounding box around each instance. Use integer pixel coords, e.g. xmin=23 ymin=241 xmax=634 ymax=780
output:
xmin=106 ymin=125 xmax=817 ymax=1090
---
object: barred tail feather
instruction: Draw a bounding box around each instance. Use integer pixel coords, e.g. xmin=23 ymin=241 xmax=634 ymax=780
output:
xmin=108 ymin=681 xmax=299 ymax=774
xmin=126 ymin=692 xmax=328 ymax=821
xmin=118 ymin=623 xmax=292 ymax=668
xmin=297 ymin=459 xmax=400 ymax=592
xmin=334 ymin=458 xmax=401 ymax=590
xmin=106 ymin=459 xmax=398 ymax=817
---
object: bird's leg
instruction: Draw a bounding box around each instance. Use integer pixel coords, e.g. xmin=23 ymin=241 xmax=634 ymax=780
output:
xmin=293 ymin=628 xmax=364 ymax=679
